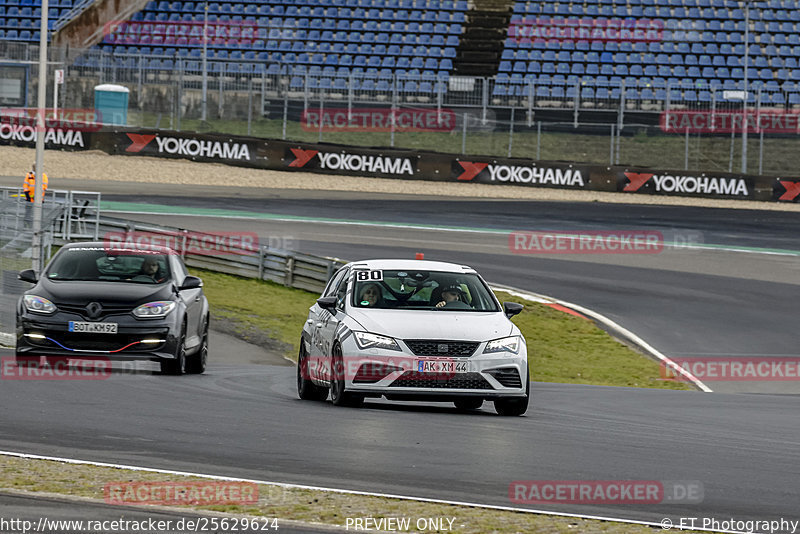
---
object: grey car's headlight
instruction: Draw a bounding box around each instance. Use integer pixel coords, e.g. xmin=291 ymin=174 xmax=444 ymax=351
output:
xmin=133 ymin=301 xmax=176 ymax=318
xmin=353 ymin=331 xmax=401 ymax=351
xmin=23 ymin=295 xmax=56 ymax=314
xmin=483 ymin=335 xmax=521 ymax=354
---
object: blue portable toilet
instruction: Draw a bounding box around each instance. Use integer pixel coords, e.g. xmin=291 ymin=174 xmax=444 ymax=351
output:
xmin=93 ymin=84 xmax=129 ymax=125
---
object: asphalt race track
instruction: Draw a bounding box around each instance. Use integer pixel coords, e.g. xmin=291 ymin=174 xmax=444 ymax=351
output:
xmin=91 ymin=182 xmax=800 ymax=394
xmin=1 ymin=356 xmax=799 ymax=528
xmin=2 ymin=177 xmax=800 ymax=530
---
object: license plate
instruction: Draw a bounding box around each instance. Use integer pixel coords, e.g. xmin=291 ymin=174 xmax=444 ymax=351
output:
xmin=68 ymin=321 xmax=118 ymax=334
xmin=415 ymin=359 xmax=471 ymax=373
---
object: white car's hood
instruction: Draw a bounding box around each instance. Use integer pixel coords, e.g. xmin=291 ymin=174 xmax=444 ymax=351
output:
xmin=347 ymin=309 xmax=515 ymax=341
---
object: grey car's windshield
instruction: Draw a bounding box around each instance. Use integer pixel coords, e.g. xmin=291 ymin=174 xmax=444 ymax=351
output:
xmin=45 ymin=247 xmax=171 ymax=284
xmin=352 ymin=269 xmax=500 ymax=311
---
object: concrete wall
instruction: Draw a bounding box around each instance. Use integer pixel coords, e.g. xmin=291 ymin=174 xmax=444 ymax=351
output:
xmin=52 ymin=0 xmax=149 ymax=59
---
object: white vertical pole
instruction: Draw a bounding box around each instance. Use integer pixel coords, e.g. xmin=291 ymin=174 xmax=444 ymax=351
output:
xmin=741 ymin=0 xmax=750 ymax=173
xmin=32 ymin=0 xmax=49 ymax=274
xmin=53 ymin=72 xmax=58 ymax=120
xmin=201 ymin=1 xmax=208 ymax=121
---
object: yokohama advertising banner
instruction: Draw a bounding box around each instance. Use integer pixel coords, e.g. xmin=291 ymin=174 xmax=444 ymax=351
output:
xmin=451 ymin=157 xmax=591 ymax=189
xmin=283 ymin=144 xmax=421 ymax=179
xmin=116 ymin=131 xmax=266 ymax=166
xmin=617 ymin=169 xmax=755 ymax=199
xmin=773 ymin=179 xmax=800 ymax=202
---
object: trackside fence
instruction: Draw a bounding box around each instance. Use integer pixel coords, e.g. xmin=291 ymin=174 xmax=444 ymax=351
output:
xmin=94 ymin=216 xmax=346 ymax=293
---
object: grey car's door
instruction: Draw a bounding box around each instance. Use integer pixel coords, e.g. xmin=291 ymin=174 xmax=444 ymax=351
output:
xmin=171 ymin=256 xmax=203 ymax=349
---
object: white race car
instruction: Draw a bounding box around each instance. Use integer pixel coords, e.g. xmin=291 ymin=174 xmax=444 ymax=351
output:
xmin=298 ymin=259 xmax=529 ymax=416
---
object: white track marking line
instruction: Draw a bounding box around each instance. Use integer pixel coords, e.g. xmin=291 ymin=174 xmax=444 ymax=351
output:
xmin=490 ymin=284 xmax=712 ymax=392
xmin=0 ymin=449 xmax=740 ymax=533
xmin=104 ymin=209 xmax=800 ymax=257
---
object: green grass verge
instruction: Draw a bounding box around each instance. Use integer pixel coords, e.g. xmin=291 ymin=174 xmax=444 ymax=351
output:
xmin=0 ymin=455 xmax=704 ymax=534
xmin=195 ymin=269 xmax=689 ymax=390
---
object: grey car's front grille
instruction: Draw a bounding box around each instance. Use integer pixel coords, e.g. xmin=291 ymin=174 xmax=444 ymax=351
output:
xmin=404 ymin=340 xmax=479 ymax=357
xmin=55 ymin=304 xmax=133 ymax=321
xmin=389 ymin=371 xmax=493 ymax=389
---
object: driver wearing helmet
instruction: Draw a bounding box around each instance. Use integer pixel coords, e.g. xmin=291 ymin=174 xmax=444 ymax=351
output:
xmin=139 ymin=256 xmax=167 ymax=283
xmin=435 ymin=284 xmax=466 ymax=308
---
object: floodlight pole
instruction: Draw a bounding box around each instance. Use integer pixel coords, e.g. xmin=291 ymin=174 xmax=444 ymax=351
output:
xmin=741 ymin=0 xmax=751 ymax=174
xmin=32 ymin=0 xmax=49 ymax=274
xmin=201 ymin=1 xmax=208 ymax=121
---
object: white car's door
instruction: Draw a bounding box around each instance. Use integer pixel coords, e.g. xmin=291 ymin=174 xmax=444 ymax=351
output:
xmin=317 ymin=268 xmax=350 ymax=381
xmin=307 ymin=268 xmax=348 ymax=381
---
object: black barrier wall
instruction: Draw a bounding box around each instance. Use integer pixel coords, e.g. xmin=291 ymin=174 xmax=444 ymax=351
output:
xmin=0 ymin=123 xmax=93 ymax=152
xmin=2 ymin=125 xmax=797 ymax=202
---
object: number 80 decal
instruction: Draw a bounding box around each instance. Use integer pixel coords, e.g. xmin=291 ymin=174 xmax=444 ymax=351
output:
xmin=355 ymin=270 xmax=383 ymax=282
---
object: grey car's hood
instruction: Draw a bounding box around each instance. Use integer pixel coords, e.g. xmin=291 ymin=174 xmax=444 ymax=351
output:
xmin=347 ymin=308 xmax=515 ymax=341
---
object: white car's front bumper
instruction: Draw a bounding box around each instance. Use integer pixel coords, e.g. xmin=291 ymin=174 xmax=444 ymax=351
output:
xmin=338 ymin=337 xmax=528 ymax=399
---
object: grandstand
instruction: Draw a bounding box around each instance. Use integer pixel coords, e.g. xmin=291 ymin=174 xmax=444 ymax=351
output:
xmin=2 ymin=0 xmax=799 ymax=106
xmin=496 ymin=0 xmax=800 ymax=107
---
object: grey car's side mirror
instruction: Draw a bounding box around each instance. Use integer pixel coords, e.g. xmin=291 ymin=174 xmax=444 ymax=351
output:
xmin=317 ymin=296 xmax=337 ymax=310
xmin=178 ymin=276 xmax=203 ymax=290
xmin=18 ymin=269 xmax=37 ymax=284
xmin=503 ymin=302 xmax=523 ymax=318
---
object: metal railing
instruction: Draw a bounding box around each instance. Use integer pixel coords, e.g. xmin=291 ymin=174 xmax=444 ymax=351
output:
xmin=52 ymin=0 xmax=96 ymax=33
xmin=0 ymin=198 xmax=342 ymax=334
xmin=0 ymin=187 xmax=102 ymax=242
xmin=94 ymin=216 xmax=347 ymax=293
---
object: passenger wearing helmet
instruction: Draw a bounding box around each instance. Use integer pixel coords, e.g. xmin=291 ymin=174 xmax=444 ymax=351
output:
xmin=359 ymin=283 xmax=384 ymax=307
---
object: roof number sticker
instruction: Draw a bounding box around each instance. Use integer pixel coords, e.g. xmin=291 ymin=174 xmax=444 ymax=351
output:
xmin=356 ymin=270 xmax=383 ymax=282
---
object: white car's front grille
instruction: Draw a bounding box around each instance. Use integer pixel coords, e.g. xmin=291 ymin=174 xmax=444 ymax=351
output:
xmin=404 ymin=340 xmax=480 ymax=357
xmin=389 ymin=371 xmax=493 ymax=389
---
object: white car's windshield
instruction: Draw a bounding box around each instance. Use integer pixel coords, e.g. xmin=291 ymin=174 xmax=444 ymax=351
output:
xmin=352 ymin=269 xmax=500 ymax=311
xmin=45 ymin=248 xmax=171 ymax=284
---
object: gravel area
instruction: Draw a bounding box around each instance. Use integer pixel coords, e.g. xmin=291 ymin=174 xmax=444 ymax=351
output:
xmin=3 ymin=145 xmax=799 ymax=211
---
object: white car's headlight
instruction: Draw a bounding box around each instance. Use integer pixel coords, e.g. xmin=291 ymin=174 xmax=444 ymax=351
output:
xmin=133 ymin=301 xmax=176 ymax=318
xmin=483 ymin=335 xmax=521 ymax=354
xmin=23 ymin=295 xmax=56 ymax=314
xmin=353 ymin=331 xmax=401 ymax=351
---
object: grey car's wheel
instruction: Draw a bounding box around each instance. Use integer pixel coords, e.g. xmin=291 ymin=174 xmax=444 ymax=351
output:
xmin=297 ymin=343 xmax=328 ymax=401
xmin=186 ymin=318 xmax=208 ymax=375
xmin=494 ymin=372 xmax=530 ymax=416
xmin=329 ymin=344 xmax=363 ymax=407
xmin=454 ymin=398 xmax=483 ymax=411
xmin=161 ymin=328 xmax=186 ymax=376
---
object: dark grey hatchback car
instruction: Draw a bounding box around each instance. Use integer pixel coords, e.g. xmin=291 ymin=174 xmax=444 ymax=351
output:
xmin=16 ymin=242 xmax=209 ymax=375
